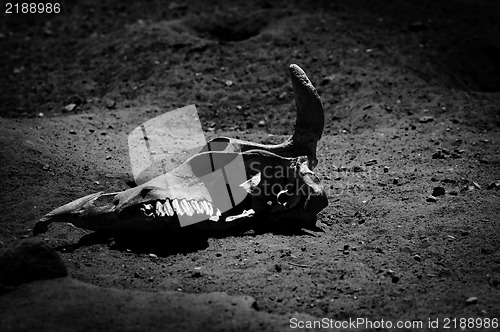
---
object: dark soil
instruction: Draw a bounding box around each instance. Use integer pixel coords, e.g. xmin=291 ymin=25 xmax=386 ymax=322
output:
xmin=1 ymin=0 xmax=499 ymax=330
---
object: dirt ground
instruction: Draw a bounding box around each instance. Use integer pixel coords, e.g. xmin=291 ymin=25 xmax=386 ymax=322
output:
xmin=1 ymin=0 xmax=500 ymax=331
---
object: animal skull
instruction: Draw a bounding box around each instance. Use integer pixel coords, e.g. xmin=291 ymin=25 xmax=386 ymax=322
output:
xmin=33 ymin=64 xmax=327 ymax=235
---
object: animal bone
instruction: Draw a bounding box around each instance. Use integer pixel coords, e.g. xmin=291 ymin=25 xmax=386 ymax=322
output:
xmin=33 ymin=64 xmax=327 ymax=235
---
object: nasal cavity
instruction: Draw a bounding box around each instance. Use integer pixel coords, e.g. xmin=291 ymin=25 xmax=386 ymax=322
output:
xmin=140 ymin=187 xmax=153 ymax=198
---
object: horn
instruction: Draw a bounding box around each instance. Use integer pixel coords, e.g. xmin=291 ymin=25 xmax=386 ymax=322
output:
xmin=289 ymin=64 xmax=324 ymax=145
xmin=231 ymin=64 xmax=324 ymax=169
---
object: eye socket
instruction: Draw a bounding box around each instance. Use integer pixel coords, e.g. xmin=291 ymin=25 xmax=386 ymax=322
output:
xmin=277 ymin=189 xmax=292 ymax=207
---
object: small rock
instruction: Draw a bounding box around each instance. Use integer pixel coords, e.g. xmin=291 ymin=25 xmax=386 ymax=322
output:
xmin=42 ymin=164 xmax=50 ymax=171
xmin=418 ymin=115 xmax=434 ymax=123
xmin=364 ymin=159 xmax=377 ymax=166
xmin=383 ymin=166 xmax=389 ymax=173
xmin=275 ymin=264 xmax=282 ymax=272
xmin=62 ymin=103 xmax=77 ymax=113
xmin=391 ymin=275 xmax=400 ymax=283
xmin=148 ymin=253 xmax=158 ymax=259
xmin=472 ymin=181 xmax=481 ymax=189
xmin=409 ymin=21 xmax=426 ymax=32
xmin=489 ymin=276 xmax=500 ymax=288
xmin=432 ymin=150 xmax=446 ymax=159
xmin=215 ymin=252 xmax=222 ymax=257
xmin=191 ymin=271 xmax=202 ymax=278
xmin=465 ymin=297 xmax=478 ymax=305
xmin=352 ymin=165 xmax=365 ymax=173
xmin=106 ymin=155 xmax=112 ymax=160
xmin=224 ymin=80 xmax=233 ymax=87
xmin=426 ymin=195 xmax=438 ymax=202
xmin=258 ymin=120 xmax=266 ymax=127
xmin=487 ymin=180 xmax=500 ymax=189
xmin=89 ymin=129 xmax=95 ymax=133
xmin=38 ymin=112 xmax=44 ymax=117
xmin=432 ymin=186 xmax=446 ymax=196
xmin=134 ymin=272 xmax=141 ymax=278
xmin=413 ymin=254 xmax=422 ymax=261
xmin=392 ymin=178 xmax=399 ymax=185
xmin=105 ymin=100 xmax=116 ymax=109
xmin=69 ymin=130 xmax=76 ymax=135
xmin=320 ymin=77 xmax=332 ymax=86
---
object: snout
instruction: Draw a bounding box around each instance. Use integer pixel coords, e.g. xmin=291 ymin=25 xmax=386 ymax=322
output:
xmin=33 ymin=192 xmax=118 ymax=235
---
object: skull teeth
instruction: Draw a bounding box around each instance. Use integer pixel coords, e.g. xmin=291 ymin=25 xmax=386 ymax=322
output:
xmin=180 ymin=199 xmax=194 ymax=217
xmin=140 ymin=199 xmax=219 ymax=220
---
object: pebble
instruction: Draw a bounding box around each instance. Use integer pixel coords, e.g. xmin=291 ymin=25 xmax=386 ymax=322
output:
xmin=63 ymin=103 xmax=77 ymax=112
xmin=409 ymin=22 xmax=426 ymax=32
xmin=426 ymin=195 xmax=438 ymax=202
xmin=432 ymin=150 xmax=446 ymax=159
xmin=352 ymin=165 xmax=365 ymax=173
xmin=69 ymin=130 xmax=76 ymax=135
xmin=224 ymin=80 xmax=233 ymax=87
xmin=418 ymin=115 xmax=434 ymax=123
xmin=383 ymin=166 xmax=389 ymax=173
xmin=487 ymin=180 xmax=500 ymax=189
xmin=106 ymin=155 xmax=112 ymax=160
xmin=42 ymin=164 xmax=50 ymax=171
xmin=258 ymin=120 xmax=266 ymax=127
xmin=364 ymin=159 xmax=377 ymax=166
xmin=489 ymin=276 xmax=500 ymax=288
xmin=432 ymin=186 xmax=446 ymax=196
xmin=320 ymin=77 xmax=332 ymax=86
xmin=465 ymin=297 xmax=478 ymax=305
xmin=472 ymin=181 xmax=481 ymax=189
xmin=106 ymin=100 xmax=116 ymax=109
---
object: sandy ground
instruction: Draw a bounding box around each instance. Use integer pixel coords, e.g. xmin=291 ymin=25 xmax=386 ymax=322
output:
xmin=1 ymin=0 xmax=500 ymax=331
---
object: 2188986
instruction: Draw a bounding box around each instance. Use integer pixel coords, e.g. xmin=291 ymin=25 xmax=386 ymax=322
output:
xmin=5 ymin=3 xmax=60 ymax=14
